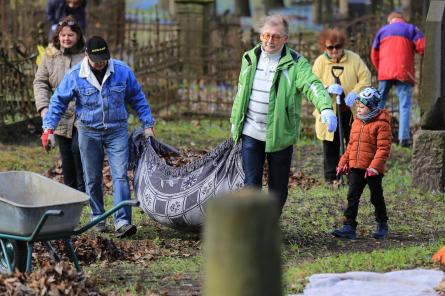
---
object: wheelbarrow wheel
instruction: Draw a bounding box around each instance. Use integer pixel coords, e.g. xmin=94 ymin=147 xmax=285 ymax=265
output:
xmin=0 ymin=239 xmax=27 ymax=273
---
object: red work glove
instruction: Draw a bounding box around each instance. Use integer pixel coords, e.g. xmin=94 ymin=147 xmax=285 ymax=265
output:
xmin=365 ymin=168 xmax=379 ymax=178
xmin=41 ymin=129 xmax=56 ymax=151
xmin=336 ymin=164 xmax=349 ymax=176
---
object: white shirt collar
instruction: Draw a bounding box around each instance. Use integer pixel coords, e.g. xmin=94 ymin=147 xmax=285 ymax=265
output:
xmin=260 ymin=46 xmax=283 ymax=60
xmin=79 ymin=57 xmax=114 ymax=90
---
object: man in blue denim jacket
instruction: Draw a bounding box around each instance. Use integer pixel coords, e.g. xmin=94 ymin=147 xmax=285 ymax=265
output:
xmin=42 ymin=36 xmax=155 ymax=238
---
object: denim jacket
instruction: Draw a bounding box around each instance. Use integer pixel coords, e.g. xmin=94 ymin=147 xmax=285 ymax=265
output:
xmin=43 ymin=58 xmax=155 ymax=131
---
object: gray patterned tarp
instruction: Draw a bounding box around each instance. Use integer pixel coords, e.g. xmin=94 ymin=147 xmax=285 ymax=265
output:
xmin=130 ymin=129 xmax=245 ymax=230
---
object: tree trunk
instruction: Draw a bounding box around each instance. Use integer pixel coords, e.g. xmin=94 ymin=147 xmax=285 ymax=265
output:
xmin=235 ymin=0 xmax=251 ymax=16
xmin=411 ymin=0 xmax=431 ymax=24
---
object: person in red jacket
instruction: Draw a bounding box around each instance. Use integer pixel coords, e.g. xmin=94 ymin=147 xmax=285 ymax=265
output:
xmin=332 ymin=87 xmax=392 ymax=240
xmin=371 ymin=11 xmax=424 ymax=147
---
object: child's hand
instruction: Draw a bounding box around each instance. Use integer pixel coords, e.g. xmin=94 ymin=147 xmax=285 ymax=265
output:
xmin=336 ymin=164 xmax=349 ymax=176
xmin=365 ymin=168 xmax=379 ymax=178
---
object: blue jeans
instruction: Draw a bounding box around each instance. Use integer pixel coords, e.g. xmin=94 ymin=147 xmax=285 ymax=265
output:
xmin=241 ymin=135 xmax=293 ymax=214
xmin=78 ymin=126 xmax=132 ymax=230
xmin=378 ymin=80 xmax=413 ymax=141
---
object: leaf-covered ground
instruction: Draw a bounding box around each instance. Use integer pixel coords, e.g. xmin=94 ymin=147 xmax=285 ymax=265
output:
xmin=1 ymin=118 xmax=445 ymax=295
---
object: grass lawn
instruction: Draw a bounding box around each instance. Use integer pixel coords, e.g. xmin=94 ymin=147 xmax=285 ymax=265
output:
xmin=1 ymin=118 xmax=444 ymax=295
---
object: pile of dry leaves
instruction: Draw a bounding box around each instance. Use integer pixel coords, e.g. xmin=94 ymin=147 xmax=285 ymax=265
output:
xmin=0 ymin=261 xmax=103 ymax=295
xmin=263 ymin=167 xmax=320 ymax=190
xmin=163 ymin=149 xmax=207 ymax=167
xmin=2 ymin=234 xmax=201 ymax=295
xmin=32 ymin=235 xmax=126 ymax=266
xmin=32 ymin=234 xmax=200 ymax=266
xmin=288 ymin=170 xmax=319 ymax=189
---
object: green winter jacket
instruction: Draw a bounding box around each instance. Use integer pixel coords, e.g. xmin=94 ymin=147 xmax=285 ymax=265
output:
xmin=230 ymin=44 xmax=333 ymax=152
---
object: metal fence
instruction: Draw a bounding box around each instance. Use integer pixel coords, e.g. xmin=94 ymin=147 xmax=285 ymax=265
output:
xmin=0 ymin=54 xmax=38 ymax=124
xmin=0 ymin=0 xmax=423 ymax=127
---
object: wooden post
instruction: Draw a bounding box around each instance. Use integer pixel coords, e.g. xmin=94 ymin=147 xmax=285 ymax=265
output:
xmin=203 ymin=190 xmax=282 ymax=296
xmin=339 ymin=0 xmax=348 ymax=17
xmin=174 ymin=0 xmax=214 ymax=75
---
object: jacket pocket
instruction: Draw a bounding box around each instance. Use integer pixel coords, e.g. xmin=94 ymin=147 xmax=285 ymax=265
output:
xmin=108 ymin=83 xmax=127 ymax=122
xmin=109 ymin=83 xmax=126 ymax=107
xmin=78 ymin=86 xmax=98 ymax=108
xmin=286 ymin=99 xmax=296 ymax=130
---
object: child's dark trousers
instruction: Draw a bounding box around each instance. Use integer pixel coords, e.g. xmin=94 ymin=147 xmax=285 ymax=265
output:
xmin=344 ymin=168 xmax=388 ymax=227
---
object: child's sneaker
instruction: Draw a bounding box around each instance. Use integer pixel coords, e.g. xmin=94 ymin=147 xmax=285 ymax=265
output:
xmin=331 ymin=224 xmax=356 ymax=239
xmin=373 ymin=221 xmax=388 ymax=239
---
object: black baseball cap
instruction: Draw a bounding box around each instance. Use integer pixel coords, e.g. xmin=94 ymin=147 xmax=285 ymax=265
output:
xmin=85 ymin=36 xmax=110 ymax=62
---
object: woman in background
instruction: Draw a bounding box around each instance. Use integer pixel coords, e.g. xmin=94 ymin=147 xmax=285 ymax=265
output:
xmin=34 ymin=15 xmax=85 ymax=192
xmin=312 ymin=27 xmax=371 ymax=185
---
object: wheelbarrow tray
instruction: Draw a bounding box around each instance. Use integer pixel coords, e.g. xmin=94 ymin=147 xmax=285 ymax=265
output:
xmin=0 ymin=171 xmax=89 ymax=237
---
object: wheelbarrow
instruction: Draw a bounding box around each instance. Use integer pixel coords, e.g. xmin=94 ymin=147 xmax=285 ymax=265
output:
xmin=0 ymin=171 xmax=139 ymax=274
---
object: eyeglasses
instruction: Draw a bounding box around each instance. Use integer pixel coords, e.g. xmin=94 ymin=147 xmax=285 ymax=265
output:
xmin=58 ymin=20 xmax=77 ymax=26
xmin=261 ymin=33 xmax=285 ymax=42
xmin=326 ymin=44 xmax=343 ymax=51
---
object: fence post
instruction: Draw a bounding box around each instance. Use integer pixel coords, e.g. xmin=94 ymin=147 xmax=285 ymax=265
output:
xmin=339 ymin=0 xmax=348 ymax=17
xmin=174 ymin=0 xmax=214 ymax=75
xmin=203 ymin=190 xmax=282 ymax=296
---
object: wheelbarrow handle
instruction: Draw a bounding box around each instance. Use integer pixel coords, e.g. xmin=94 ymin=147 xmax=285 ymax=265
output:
xmin=125 ymin=200 xmax=140 ymax=207
xmin=29 ymin=210 xmax=64 ymax=239
xmin=73 ymin=200 xmax=140 ymax=235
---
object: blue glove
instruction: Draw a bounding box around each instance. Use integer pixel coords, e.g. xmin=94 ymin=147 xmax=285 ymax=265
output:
xmin=321 ymin=109 xmax=337 ymax=133
xmin=345 ymin=91 xmax=358 ymax=107
xmin=327 ymin=83 xmax=343 ymax=95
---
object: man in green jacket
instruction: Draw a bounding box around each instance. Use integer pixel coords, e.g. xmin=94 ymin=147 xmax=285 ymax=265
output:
xmin=230 ymin=15 xmax=336 ymax=214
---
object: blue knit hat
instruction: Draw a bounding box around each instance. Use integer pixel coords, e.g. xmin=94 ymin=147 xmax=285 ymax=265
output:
xmin=358 ymin=87 xmax=381 ymax=111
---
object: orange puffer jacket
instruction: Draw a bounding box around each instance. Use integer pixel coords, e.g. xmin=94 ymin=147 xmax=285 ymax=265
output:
xmin=338 ymin=110 xmax=392 ymax=174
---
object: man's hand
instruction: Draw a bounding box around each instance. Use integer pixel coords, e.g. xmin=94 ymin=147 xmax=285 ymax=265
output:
xmin=327 ymin=83 xmax=343 ymax=95
xmin=336 ymin=164 xmax=350 ymax=176
xmin=365 ymin=168 xmax=379 ymax=178
xmin=41 ymin=129 xmax=56 ymax=151
xmin=40 ymin=107 xmax=48 ymax=119
xmin=345 ymin=91 xmax=358 ymax=107
xmin=144 ymin=127 xmax=155 ymax=139
xmin=320 ymin=109 xmax=337 ymax=133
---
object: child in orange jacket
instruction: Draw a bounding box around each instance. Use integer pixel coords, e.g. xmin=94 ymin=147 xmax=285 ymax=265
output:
xmin=332 ymin=87 xmax=392 ymax=239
